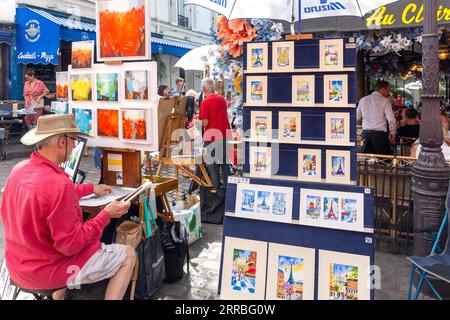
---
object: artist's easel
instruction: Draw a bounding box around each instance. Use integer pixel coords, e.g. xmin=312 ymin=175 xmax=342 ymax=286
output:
xmin=150 ymin=96 xmax=213 ymax=201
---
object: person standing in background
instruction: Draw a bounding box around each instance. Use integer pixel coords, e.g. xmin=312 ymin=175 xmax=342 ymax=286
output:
xmin=23 ymin=69 xmax=49 ymax=129
xmin=171 ymin=77 xmax=185 ymax=96
xmin=157 ymin=85 xmax=170 ymax=98
xmin=199 ymin=78 xmax=231 ymax=189
xmin=357 ymin=81 xmax=397 ymax=155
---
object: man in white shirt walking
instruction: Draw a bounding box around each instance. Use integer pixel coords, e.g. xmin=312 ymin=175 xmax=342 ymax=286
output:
xmin=357 ymin=81 xmax=397 ymax=155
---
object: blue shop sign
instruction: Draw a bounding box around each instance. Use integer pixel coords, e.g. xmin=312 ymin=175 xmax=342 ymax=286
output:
xmin=16 ymin=7 xmax=60 ymax=65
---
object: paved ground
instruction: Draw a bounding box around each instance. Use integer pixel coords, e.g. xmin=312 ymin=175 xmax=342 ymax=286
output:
xmin=0 ymin=149 xmax=434 ymax=300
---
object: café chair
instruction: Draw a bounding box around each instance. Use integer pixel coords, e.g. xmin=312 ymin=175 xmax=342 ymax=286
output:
xmin=10 ymin=280 xmax=66 ymax=300
xmin=407 ymin=209 xmax=450 ymax=300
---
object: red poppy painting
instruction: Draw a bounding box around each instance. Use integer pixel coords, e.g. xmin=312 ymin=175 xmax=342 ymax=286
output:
xmin=97 ymin=0 xmax=150 ymax=61
xmin=97 ymin=109 xmax=119 ymax=138
xmin=122 ymin=109 xmax=147 ymax=140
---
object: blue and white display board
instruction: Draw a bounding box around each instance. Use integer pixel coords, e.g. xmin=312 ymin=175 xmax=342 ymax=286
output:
xmin=218 ymin=38 xmax=375 ymax=300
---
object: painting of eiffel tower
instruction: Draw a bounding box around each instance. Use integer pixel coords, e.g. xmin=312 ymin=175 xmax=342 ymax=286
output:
xmin=331 ymin=156 xmax=345 ymax=176
xmin=323 ymin=197 xmax=339 ymax=221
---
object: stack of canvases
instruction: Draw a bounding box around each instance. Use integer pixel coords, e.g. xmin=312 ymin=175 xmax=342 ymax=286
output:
xmin=57 ymin=0 xmax=158 ymax=153
xmin=219 ymin=38 xmax=376 ymax=300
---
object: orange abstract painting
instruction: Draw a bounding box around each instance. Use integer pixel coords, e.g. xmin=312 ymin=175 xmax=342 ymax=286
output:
xmin=72 ymin=41 xmax=94 ymax=69
xmin=97 ymin=109 xmax=119 ymax=138
xmin=98 ymin=0 xmax=148 ymax=60
xmin=122 ymin=109 xmax=147 ymax=140
xmin=56 ymin=72 xmax=68 ymax=100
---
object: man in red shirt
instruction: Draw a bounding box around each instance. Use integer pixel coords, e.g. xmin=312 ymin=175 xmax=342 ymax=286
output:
xmin=199 ymin=78 xmax=231 ymax=188
xmin=1 ymin=114 xmax=134 ymax=300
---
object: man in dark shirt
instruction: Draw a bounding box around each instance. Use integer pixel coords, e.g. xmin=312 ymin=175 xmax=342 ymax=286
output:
xmin=397 ymin=108 xmax=420 ymax=140
xmin=199 ymin=78 xmax=231 ymax=188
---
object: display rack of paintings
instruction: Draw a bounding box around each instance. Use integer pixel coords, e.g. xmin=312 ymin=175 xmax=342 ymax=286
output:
xmin=221 ymin=38 xmax=373 ymax=300
xmin=96 ymin=0 xmax=151 ymax=61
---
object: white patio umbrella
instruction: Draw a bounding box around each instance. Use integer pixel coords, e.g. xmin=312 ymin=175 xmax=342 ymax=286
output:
xmin=185 ymin=0 xmax=399 ymax=21
xmin=174 ymin=45 xmax=219 ymax=71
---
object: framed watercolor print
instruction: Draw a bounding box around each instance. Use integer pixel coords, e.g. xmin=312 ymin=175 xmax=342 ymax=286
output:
xmin=235 ymin=183 xmax=294 ymax=224
xmin=72 ymin=107 xmax=94 ymax=136
xmin=96 ymin=73 xmax=120 ymax=102
xmin=250 ymin=146 xmax=272 ymax=178
xmin=246 ymin=42 xmax=268 ymax=73
xmin=246 ymin=76 xmax=268 ymax=106
xmin=318 ymin=250 xmax=371 ymax=300
xmin=299 ymin=188 xmax=364 ymax=232
xmin=71 ymin=41 xmax=94 ymax=69
xmin=220 ymin=237 xmax=268 ymax=300
xmin=70 ymin=73 xmax=93 ymax=101
xmin=266 ymin=243 xmax=316 ymax=300
xmin=121 ymin=109 xmax=148 ymax=142
xmin=323 ymin=74 xmax=348 ymax=107
xmin=272 ymin=41 xmax=295 ymax=72
xmin=292 ymin=75 xmax=315 ymax=106
xmin=56 ymin=72 xmax=69 ymax=101
xmin=319 ymin=39 xmax=344 ymax=71
xmin=97 ymin=108 xmax=119 ymax=138
xmin=97 ymin=0 xmax=151 ymax=61
xmin=298 ymin=149 xmax=322 ymax=182
xmin=325 ymin=112 xmax=350 ymax=145
xmin=124 ymin=70 xmax=150 ymax=101
xmin=250 ymin=111 xmax=272 ymax=142
xmin=326 ymin=150 xmax=351 ymax=184
xmin=278 ymin=112 xmax=301 ymax=143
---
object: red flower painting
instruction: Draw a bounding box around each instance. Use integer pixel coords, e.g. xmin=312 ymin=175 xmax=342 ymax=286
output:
xmin=97 ymin=109 xmax=119 ymax=138
xmin=98 ymin=0 xmax=147 ymax=59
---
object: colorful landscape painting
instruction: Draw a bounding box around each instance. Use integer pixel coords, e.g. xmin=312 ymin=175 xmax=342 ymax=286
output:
xmin=328 ymin=80 xmax=344 ymax=102
xmin=277 ymin=255 xmax=304 ymax=300
xmin=330 ymin=117 xmax=345 ymax=140
xmin=302 ymin=154 xmax=317 ymax=176
xmin=341 ymin=198 xmax=358 ymax=224
xmin=98 ymin=0 xmax=147 ymax=59
xmin=325 ymin=44 xmax=339 ymax=66
xmin=256 ymin=191 xmax=271 ymax=214
xmin=71 ymin=74 xmax=92 ymax=101
xmin=97 ymin=73 xmax=119 ymax=102
xmin=231 ymin=249 xmax=257 ymax=294
xmin=276 ymin=47 xmax=290 ymax=67
xmin=272 ymin=192 xmax=287 ymax=216
xmin=251 ymin=48 xmax=264 ymax=68
xmin=305 ymin=195 xmax=321 ymax=220
xmin=251 ymin=81 xmax=263 ymax=102
xmin=72 ymin=108 xmax=93 ymax=136
xmin=72 ymin=41 xmax=94 ymax=69
xmin=255 ymin=115 xmax=269 ymax=138
xmin=331 ymin=156 xmax=346 ymax=177
xmin=97 ymin=109 xmax=119 ymax=137
xmin=122 ymin=109 xmax=147 ymax=140
xmin=282 ymin=116 xmax=297 ymax=138
xmin=124 ymin=70 xmax=149 ymax=100
xmin=255 ymin=151 xmax=269 ymax=175
xmin=296 ymin=81 xmax=311 ymax=102
xmin=56 ymin=72 xmax=68 ymax=100
xmin=329 ymin=263 xmax=358 ymax=300
xmin=241 ymin=189 xmax=256 ymax=212
xmin=323 ymin=197 xmax=339 ymax=221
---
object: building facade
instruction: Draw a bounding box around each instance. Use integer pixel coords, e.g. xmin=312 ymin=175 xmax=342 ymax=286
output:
xmin=8 ymin=0 xmax=215 ymax=101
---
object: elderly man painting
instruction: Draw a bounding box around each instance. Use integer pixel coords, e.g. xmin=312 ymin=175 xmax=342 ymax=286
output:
xmin=0 ymin=114 xmax=134 ymax=300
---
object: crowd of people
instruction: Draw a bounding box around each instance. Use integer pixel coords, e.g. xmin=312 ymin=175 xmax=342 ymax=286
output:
xmin=357 ymin=80 xmax=450 ymax=159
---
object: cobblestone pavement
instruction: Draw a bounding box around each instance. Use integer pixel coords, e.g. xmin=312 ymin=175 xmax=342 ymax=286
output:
xmin=0 ymin=150 xmax=434 ymax=300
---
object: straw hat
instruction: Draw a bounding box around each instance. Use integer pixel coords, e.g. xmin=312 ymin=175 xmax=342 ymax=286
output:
xmin=21 ymin=114 xmax=87 ymax=146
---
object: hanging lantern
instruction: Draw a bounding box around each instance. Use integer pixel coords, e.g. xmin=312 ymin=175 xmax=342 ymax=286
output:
xmin=438 ymin=44 xmax=449 ymax=60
